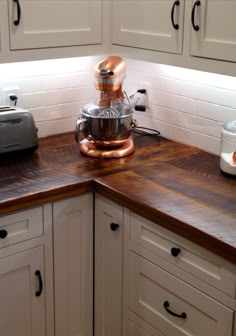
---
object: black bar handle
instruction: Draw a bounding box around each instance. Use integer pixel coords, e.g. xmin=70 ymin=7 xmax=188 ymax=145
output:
xmin=164 ymin=301 xmax=187 ymax=319
xmin=13 ymin=0 xmax=21 ymax=26
xmin=171 ymin=247 xmax=181 ymax=257
xmin=171 ymin=0 xmax=180 ymax=30
xmin=0 ymin=229 xmax=8 ymax=239
xmin=110 ymin=223 xmax=119 ymax=231
xmin=191 ymin=0 xmax=201 ymax=31
xmin=35 ymin=270 xmax=43 ymax=297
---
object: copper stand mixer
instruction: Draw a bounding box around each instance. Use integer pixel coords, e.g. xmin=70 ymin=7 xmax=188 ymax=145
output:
xmin=75 ymin=56 xmax=135 ymax=158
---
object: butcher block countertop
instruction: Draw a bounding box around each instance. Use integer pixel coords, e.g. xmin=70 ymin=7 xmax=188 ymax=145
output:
xmin=0 ymin=132 xmax=236 ymax=263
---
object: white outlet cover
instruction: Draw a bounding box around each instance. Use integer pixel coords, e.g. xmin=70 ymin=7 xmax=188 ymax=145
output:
xmin=3 ymin=87 xmax=19 ymax=105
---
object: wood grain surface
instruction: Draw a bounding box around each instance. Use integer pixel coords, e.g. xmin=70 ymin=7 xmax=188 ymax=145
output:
xmin=0 ymin=132 xmax=235 ymax=262
xmin=95 ymin=162 xmax=236 ymax=262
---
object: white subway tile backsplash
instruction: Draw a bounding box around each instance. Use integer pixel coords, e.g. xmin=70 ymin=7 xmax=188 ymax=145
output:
xmin=150 ymin=91 xmax=236 ymax=123
xmin=37 ymin=117 xmax=77 ymax=138
xmin=150 ymin=106 xmax=221 ymax=138
xmin=135 ymin=113 xmax=220 ymax=154
xmin=19 ymin=86 xmax=93 ymax=109
xmin=151 ymin=75 xmax=236 ymax=109
xmin=158 ymin=64 xmax=236 ymax=90
xmin=125 ymin=58 xmax=236 ymax=154
xmin=31 ymin=103 xmax=76 ymax=122
xmin=0 ymin=55 xmax=235 ymax=155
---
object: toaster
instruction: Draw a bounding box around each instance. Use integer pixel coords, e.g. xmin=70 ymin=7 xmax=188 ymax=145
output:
xmin=0 ymin=106 xmax=38 ymax=154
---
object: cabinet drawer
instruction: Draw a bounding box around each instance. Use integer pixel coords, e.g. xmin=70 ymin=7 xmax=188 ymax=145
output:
xmin=128 ymin=252 xmax=234 ymax=336
xmin=127 ymin=312 xmax=166 ymax=336
xmin=129 ymin=212 xmax=236 ymax=297
xmin=0 ymin=207 xmax=43 ymax=248
xmin=128 ymin=319 xmax=165 ymax=336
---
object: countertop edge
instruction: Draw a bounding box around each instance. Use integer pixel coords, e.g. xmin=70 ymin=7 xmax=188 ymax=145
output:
xmin=0 ymin=180 xmax=94 ymax=216
xmin=94 ymin=180 xmax=236 ymax=264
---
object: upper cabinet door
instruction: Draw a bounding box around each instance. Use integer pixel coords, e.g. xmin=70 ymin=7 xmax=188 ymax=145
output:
xmin=8 ymin=0 xmax=102 ymax=50
xmin=112 ymin=0 xmax=185 ymax=54
xmin=190 ymin=0 xmax=236 ymax=62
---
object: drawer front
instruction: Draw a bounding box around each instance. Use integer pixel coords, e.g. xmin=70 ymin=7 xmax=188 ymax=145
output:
xmin=127 ymin=312 xmax=166 ymax=336
xmin=128 ymin=252 xmax=234 ymax=336
xmin=128 ymin=319 xmax=165 ymax=336
xmin=129 ymin=212 xmax=236 ymax=297
xmin=0 ymin=207 xmax=43 ymax=248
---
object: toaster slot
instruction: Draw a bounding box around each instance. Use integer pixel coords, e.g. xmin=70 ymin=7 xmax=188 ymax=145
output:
xmin=0 ymin=120 xmax=23 ymax=128
xmin=0 ymin=106 xmax=16 ymax=112
xmin=4 ymin=144 xmax=21 ymax=150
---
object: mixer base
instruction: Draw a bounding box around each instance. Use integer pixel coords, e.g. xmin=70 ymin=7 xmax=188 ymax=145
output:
xmin=79 ymin=136 xmax=135 ymax=158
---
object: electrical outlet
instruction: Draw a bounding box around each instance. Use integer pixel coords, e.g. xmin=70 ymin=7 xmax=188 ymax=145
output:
xmin=138 ymin=81 xmax=150 ymax=108
xmin=3 ymin=87 xmax=20 ymax=106
xmin=139 ymin=81 xmax=151 ymax=98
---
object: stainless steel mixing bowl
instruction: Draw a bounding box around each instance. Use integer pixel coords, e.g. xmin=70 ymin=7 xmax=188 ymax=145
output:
xmin=75 ymin=102 xmax=134 ymax=147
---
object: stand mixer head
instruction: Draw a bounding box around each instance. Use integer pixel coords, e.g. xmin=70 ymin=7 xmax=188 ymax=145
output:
xmin=94 ymin=55 xmax=126 ymax=107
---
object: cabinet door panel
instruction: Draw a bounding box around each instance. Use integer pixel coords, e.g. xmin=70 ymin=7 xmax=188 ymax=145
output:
xmin=95 ymin=195 xmax=124 ymax=336
xmin=53 ymin=194 xmax=93 ymax=336
xmin=112 ymin=0 xmax=184 ymax=54
xmin=8 ymin=0 xmax=102 ymax=50
xmin=0 ymin=247 xmax=45 ymax=336
xmin=190 ymin=0 xmax=236 ymax=62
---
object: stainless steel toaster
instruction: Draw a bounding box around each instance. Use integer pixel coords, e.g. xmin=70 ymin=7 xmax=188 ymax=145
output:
xmin=0 ymin=106 xmax=38 ymax=154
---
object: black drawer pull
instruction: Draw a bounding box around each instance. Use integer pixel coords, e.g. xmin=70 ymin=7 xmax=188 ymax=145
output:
xmin=171 ymin=247 xmax=181 ymax=257
xmin=35 ymin=270 xmax=43 ymax=297
xmin=191 ymin=0 xmax=201 ymax=31
xmin=171 ymin=0 xmax=180 ymax=30
xmin=110 ymin=223 xmax=119 ymax=231
xmin=164 ymin=301 xmax=187 ymax=319
xmin=0 ymin=229 xmax=8 ymax=239
xmin=13 ymin=0 xmax=21 ymax=26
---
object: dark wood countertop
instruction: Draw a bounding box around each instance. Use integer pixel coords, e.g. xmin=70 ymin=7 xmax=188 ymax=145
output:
xmin=0 ymin=132 xmax=236 ymax=263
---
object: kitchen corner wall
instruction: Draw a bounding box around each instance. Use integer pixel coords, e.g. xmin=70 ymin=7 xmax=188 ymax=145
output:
xmin=0 ymin=55 xmax=236 ymax=155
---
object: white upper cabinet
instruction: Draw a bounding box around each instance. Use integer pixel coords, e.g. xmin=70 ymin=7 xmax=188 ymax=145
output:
xmin=8 ymin=0 xmax=102 ymax=50
xmin=112 ymin=0 xmax=185 ymax=54
xmin=190 ymin=0 xmax=236 ymax=62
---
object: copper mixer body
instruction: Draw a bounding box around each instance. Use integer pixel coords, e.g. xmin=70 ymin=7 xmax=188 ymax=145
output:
xmin=94 ymin=56 xmax=126 ymax=106
xmin=76 ymin=55 xmax=135 ymax=158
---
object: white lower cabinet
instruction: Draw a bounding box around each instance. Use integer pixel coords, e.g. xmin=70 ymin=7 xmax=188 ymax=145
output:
xmin=0 ymin=192 xmax=93 ymax=336
xmin=95 ymin=195 xmax=236 ymax=336
xmin=128 ymin=252 xmax=233 ymax=336
xmin=2 ymin=193 xmax=236 ymax=336
xmin=0 ymin=247 xmax=46 ymax=336
xmin=0 ymin=204 xmax=54 ymax=336
xmin=94 ymin=194 xmax=124 ymax=336
xmin=53 ymin=193 xmax=93 ymax=336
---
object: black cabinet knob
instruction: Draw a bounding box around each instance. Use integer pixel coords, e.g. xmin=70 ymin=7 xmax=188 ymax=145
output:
xmin=110 ymin=223 xmax=119 ymax=231
xmin=0 ymin=229 xmax=8 ymax=239
xmin=171 ymin=247 xmax=181 ymax=257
